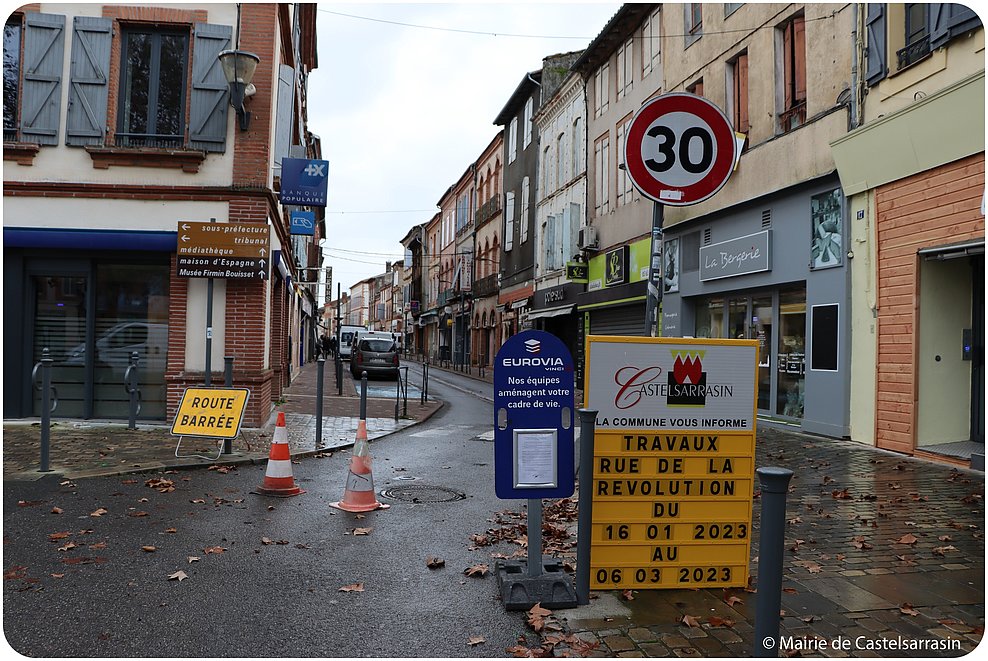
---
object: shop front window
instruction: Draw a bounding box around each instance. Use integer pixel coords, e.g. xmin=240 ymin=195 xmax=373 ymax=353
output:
xmin=752 ymin=296 xmax=773 ymax=412
xmin=777 ymin=288 xmax=806 ymax=418
xmin=694 ymin=296 xmax=724 ymax=338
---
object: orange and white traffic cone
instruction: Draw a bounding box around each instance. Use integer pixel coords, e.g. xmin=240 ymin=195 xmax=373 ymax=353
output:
xmin=257 ymin=412 xmax=304 ymax=497
xmin=330 ymin=419 xmax=389 ymax=512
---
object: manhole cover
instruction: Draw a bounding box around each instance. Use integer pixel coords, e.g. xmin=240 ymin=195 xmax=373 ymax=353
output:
xmin=379 ymin=484 xmax=466 ymax=503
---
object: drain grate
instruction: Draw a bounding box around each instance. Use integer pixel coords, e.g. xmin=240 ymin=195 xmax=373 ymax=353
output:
xmin=379 ymin=484 xmax=466 ymax=503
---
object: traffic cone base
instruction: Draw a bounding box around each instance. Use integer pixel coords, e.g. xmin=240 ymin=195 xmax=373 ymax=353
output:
xmin=258 ymin=412 xmax=304 ymax=497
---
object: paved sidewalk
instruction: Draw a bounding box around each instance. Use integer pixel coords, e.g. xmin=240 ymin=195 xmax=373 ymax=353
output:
xmin=2 ymin=360 xmax=441 ymax=480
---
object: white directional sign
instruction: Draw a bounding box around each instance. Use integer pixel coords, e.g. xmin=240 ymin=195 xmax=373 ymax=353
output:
xmin=624 ymin=93 xmax=737 ymax=207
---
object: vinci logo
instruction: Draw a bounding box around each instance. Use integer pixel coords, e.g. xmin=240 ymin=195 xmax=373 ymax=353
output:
xmin=667 ymin=350 xmax=707 ymax=407
xmin=524 ymin=339 xmax=541 ymax=354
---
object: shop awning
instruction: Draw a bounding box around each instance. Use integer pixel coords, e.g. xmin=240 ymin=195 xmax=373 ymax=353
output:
xmin=526 ymin=305 xmax=576 ymax=321
xmin=918 ymin=239 xmax=984 ymax=261
xmin=510 ymin=298 xmax=530 ymax=310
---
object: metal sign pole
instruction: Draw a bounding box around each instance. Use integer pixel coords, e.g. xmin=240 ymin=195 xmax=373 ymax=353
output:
xmin=643 ymin=202 xmax=664 ymax=337
xmin=527 ymin=498 xmax=543 ymax=578
xmin=204 ymin=218 xmax=216 ymax=386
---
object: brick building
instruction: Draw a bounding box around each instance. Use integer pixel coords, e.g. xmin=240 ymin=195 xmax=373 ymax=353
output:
xmin=3 ymin=3 xmax=321 ymax=427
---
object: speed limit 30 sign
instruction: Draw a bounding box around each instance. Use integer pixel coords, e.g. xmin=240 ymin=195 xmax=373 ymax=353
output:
xmin=625 ymin=93 xmax=737 ymax=206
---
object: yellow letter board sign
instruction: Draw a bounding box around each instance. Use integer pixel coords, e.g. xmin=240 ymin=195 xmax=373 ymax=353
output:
xmin=171 ymin=388 xmax=250 ymax=439
xmin=584 ymin=336 xmax=758 ymax=589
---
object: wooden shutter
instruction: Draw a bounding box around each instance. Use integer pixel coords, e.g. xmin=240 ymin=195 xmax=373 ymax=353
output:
xmin=864 ymin=3 xmax=887 ymax=86
xmin=782 ymin=21 xmax=793 ymax=111
xmin=20 ymin=12 xmax=64 ymax=145
xmin=189 ymin=22 xmax=231 ymax=153
xmin=932 ymin=3 xmax=981 ymax=50
xmin=736 ymin=53 xmax=749 ymax=133
xmin=793 ymin=16 xmax=806 ymax=103
xmin=273 ymin=64 xmax=296 ymax=176
xmin=66 ymin=16 xmax=111 ymax=146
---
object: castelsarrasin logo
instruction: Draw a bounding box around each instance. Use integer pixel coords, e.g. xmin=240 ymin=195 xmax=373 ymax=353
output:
xmin=667 ymin=350 xmax=707 ymax=406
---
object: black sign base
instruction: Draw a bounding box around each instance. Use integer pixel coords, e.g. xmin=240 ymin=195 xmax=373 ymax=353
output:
xmin=495 ymin=557 xmax=578 ymax=611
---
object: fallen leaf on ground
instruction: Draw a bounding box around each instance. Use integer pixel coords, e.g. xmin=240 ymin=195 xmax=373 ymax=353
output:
xmin=463 ymin=563 xmax=489 ymax=578
xmin=832 ymin=488 xmax=852 ymax=500
xmin=48 ymin=532 xmax=71 ymax=542
xmin=426 ymin=556 xmax=445 ymax=569
xmin=338 ymin=582 xmax=364 ymax=593
xmin=18 ymin=500 xmax=43 ymax=507
xmin=141 ymin=546 xmax=156 ymax=553
xmin=899 ymin=603 xmax=921 ymax=616
xmin=467 ymin=636 xmax=485 ymax=646
xmin=933 ymin=545 xmax=958 ymax=556
xmin=203 ymin=546 xmax=226 ymax=554
xmin=168 ymin=570 xmax=188 ymax=581
xmin=261 ymin=537 xmax=274 ymax=545
xmin=89 ymin=542 xmax=107 ymax=550
xmin=352 ymin=527 xmax=372 ymax=536
xmin=938 ymin=535 xmax=953 ymax=542
xmin=57 ymin=542 xmax=76 ymax=552
xmin=89 ymin=508 xmax=108 ymax=517
xmin=527 ymin=603 xmax=552 ymax=632
xmin=726 ymin=595 xmax=744 ymax=606
xmin=895 ymin=533 xmax=918 ymax=545
xmin=146 ymin=478 xmax=175 ymax=493
xmin=165 ymin=528 xmax=177 ymax=534
xmin=51 ymin=507 xmax=62 ymax=515
xmin=188 ymin=556 xmax=200 ymax=563
xmin=128 ymin=511 xmax=149 ymax=518
xmin=708 ymin=616 xmax=735 ymax=628
xmin=680 ymin=614 xmax=701 ymax=628
xmin=621 ymin=589 xmax=635 ymax=601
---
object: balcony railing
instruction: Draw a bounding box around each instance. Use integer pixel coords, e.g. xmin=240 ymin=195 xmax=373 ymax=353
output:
xmin=475 ymin=196 xmax=502 ymax=226
xmin=778 ymin=100 xmax=806 ymax=133
xmin=897 ymin=36 xmax=931 ymax=70
xmin=473 ymin=274 xmax=499 ymax=298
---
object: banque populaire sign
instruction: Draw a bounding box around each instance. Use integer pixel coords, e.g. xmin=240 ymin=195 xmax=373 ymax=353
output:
xmin=493 ymin=330 xmax=575 ymax=500
xmin=584 ymin=336 xmax=758 ymax=590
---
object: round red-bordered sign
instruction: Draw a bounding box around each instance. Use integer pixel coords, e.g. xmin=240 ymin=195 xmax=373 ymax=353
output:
xmin=624 ymin=92 xmax=736 ymax=206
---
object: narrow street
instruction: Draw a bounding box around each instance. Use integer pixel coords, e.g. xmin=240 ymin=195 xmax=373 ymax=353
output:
xmin=3 ymin=374 xmax=534 ymax=657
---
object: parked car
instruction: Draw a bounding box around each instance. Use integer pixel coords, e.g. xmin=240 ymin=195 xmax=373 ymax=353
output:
xmin=337 ymin=325 xmax=364 ymax=360
xmin=350 ymin=336 xmax=399 ymax=379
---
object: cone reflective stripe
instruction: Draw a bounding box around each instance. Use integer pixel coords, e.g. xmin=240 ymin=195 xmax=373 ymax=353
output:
xmin=258 ymin=412 xmax=304 ymax=497
xmin=330 ymin=418 xmax=389 ymax=512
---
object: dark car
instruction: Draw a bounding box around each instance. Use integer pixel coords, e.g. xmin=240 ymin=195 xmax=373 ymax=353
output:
xmin=350 ymin=338 xmax=399 ymax=379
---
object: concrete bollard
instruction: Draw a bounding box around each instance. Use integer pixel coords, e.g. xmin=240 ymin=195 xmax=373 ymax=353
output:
xmin=753 ymin=466 xmax=794 ymax=657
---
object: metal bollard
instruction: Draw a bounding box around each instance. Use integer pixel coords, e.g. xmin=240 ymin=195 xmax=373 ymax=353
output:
xmin=124 ymin=351 xmax=140 ymax=431
xmin=575 ymin=409 xmax=598 ymax=605
xmin=360 ymin=371 xmax=368 ymax=421
xmin=224 ymin=356 xmax=234 ymax=387
xmin=38 ymin=349 xmax=54 ymax=472
xmin=316 ymin=357 xmax=325 ymax=448
xmin=402 ymin=366 xmax=408 ymax=418
xmin=753 ymin=466 xmax=794 ymax=657
xmin=336 ymin=353 xmax=343 ymax=396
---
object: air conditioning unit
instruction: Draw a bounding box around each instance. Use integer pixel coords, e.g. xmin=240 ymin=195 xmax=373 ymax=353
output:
xmin=578 ymin=226 xmax=599 ymax=250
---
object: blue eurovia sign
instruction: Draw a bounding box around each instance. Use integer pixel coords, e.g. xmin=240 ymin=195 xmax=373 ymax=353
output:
xmin=280 ymin=158 xmax=329 ymax=207
xmin=290 ymin=211 xmax=315 ymax=236
xmin=493 ymin=330 xmax=575 ymax=500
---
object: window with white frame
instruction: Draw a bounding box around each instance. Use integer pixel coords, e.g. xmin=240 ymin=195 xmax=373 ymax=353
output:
xmin=520 ymin=177 xmax=530 ymax=243
xmin=593 ymin=63 xmax=609 ymax=118
xmin=508 ymin=117 xmax=518 ymax=163
xmin=641 ymin=8 xmax=661 ymax=77
xmin=616 ymin=37 xmax=634 ymax=100
xmin=572 ymin=117 xmax=582 ymax=174
xmin=542 ymin=144 xmax=552 ymax=197
xmin=523 ymin=97 xmax=533 ymax=147
xmin=556 ymin=132 xmax=566 ymax=189
xmin=544 ymin=213 xmax=557 ymax=271
xmin=616 ymin=117 xmax=634 ymax=207
xmin=593 ymin=133 xmax=610 ymax=215
xmin=504 ymin=191 xmax=515 ymax=251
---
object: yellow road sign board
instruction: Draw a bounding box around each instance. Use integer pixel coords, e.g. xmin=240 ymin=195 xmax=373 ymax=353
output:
xmin=170 ymin=388 xmax=250 ymax=439
xmin=585 ymin=336 xmax=758 ymax=590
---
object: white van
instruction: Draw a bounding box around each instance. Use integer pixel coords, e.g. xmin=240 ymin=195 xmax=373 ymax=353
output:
xmin=337 ymin=325 xmax=364 ymax=360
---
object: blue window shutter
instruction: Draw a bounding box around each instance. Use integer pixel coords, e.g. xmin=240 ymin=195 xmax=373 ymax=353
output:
xmin=189 ymin=22 xmax=231 ymax=153
xmin=21 ymin=12 xmax=65 ymax=145
xmin=273 ymin=64 xmax=296 ymax=177
xmin=864 ymin=3 xmax=887 ymax=87
xmin=932 ymin=4 xmax=982 ymax=50
xmin=66 ymin=16 xmax=111 ymax=146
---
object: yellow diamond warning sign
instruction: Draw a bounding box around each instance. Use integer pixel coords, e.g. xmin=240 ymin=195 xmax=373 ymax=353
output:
xmin=171 ymin=388 xmax=250 ymax=439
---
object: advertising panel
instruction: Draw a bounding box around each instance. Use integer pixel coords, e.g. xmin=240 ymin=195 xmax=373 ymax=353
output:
xmin=585 ymin=336 xmax=758 ymax=589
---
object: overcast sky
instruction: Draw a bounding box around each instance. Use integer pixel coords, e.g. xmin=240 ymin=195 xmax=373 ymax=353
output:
xmin=307 ymin=3 xmax=622 ymax=300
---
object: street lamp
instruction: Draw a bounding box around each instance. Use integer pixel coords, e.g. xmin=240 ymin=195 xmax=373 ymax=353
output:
xmin=218 ymin=49 xmax=260 ymax=131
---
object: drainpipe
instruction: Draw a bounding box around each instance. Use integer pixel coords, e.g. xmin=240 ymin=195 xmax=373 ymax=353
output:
xmin=849 ymin=4 xmax=859 ymax=130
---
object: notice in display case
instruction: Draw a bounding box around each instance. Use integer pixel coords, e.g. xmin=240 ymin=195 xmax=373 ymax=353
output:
xmin=513 ymin=429 xmax=558 ymax=489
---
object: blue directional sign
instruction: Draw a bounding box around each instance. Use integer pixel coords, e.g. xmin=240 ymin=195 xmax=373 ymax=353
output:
xmin=493 ymin=330 xmax=575 ymax=500
xmin=290 ymin=210 xmax=315 ymax=236
xmin=280 ymin=158 xmax=329 ymax=207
